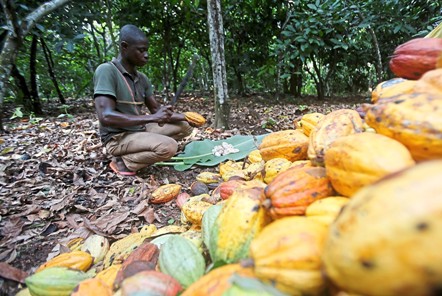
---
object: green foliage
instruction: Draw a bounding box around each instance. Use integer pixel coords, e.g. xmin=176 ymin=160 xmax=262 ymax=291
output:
xmin=3 ymin=0 xmax=441 ymax=114
xmin=10 ymin=107 xmax=24 ymax=120
xmin=10 ymin=107 xmax=43 ymax=124
xmin=271 ymin=0 xmax=441 ymax=98
xmin=57 ymin=105 xmax=74 ymax=120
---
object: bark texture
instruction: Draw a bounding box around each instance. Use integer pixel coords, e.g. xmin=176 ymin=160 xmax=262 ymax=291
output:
xmin=207 ymin=0 xmax=230 ymax=129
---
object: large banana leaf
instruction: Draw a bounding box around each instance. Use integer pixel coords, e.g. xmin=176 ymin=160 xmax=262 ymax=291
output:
xmin=156 ymin=134 xmax=268 ymax=171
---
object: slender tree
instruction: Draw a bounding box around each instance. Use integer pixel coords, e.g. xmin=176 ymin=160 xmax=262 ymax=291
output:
xmin=40 ymin=37 xmax=65 ymax=104
xmin=207 ymin=0 xmax=229 ymax=129
xmin=0 ymin=0 xmax=70 ymax=132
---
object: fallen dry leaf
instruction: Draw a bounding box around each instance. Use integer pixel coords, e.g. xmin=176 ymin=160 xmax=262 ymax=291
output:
xmin=0 ymin=262 xmax=28 ymax=283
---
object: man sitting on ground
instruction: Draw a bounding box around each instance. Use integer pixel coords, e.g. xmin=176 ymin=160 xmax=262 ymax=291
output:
xmin=93 ymin=24 xmax=195 ymax=176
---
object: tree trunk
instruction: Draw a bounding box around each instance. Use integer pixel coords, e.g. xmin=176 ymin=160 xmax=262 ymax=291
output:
xmin=161 ymin=7 xmax=171 ymax=102
xmin=104 ymin=0 xmax=118 ymax=55
xmin=41 ymin=37 xmax=65 ymax=104
xmin=367 ymin=26 xmax=383 ymax=84
xmin=29 ymin=34 xmax=43 ymax=114
xmin=207 ymin=0 xmax=229 ymax=129
xmin=89 ymin=20 xmax=102 ymax=60
xmin=308 ymin=54 xmax=325 ymax=100
xmin=289 ymin=72 xmax=302 ymax=97
xmin=0 ymin=0 xmax=71 ymax=132
xmin=171 ymin=42 xmax=184 ymax=93
xmin=11 ymin=65 xmax=31 ymax=110
xmin=172 ymin=54 xmax=200 ymax=105
xmin=233 ymin=65 xmax=245 ymax=95
xmin=276 ymin=5 xmax=293 ymax=99
xmin=349 ymin=2 xmax=383 ymax=85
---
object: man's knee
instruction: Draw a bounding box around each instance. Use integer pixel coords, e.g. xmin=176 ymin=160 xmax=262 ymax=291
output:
xmin=156 ymin=139 xmax=178 ymax=160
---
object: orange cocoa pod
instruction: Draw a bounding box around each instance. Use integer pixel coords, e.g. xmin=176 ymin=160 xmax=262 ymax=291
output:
xmin=150 ymin=184 xmax=181 ymax=204
xmin=264 ymin=166 xmax=334 ymax=219
xmin=36 ymin=251 xmax=93 ymax=273
xmin=71 ymin=278 xmax=112 ymax=296
xmin=184 ymin=112 xmax=206 ymax=127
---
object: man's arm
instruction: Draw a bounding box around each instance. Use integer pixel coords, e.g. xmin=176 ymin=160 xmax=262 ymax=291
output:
xmin=95 ymin=95 xmax=173 ymax=127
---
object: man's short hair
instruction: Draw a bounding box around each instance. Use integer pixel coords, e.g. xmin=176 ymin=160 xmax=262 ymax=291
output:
xmin=120 ymin=24 xmax=146 ymax=44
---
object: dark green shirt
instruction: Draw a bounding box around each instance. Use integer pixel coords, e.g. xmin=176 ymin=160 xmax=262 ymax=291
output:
xmin=93 ymin=58 xmax=153 ymax=144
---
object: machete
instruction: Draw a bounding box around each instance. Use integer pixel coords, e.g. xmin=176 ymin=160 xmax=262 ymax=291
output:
xmin=171 ymin=54 xmax=200 ymax=106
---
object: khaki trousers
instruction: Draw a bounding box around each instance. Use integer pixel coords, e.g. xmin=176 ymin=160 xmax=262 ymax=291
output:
xmin=105 ymin=121 xmax=193 ymax=172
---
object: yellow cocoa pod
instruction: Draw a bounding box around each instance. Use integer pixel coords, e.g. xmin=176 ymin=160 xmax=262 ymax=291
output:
xmin=220 ymin=169 xmax=246 ymax=182
xmin=36 ymin=251 xmax=93 ymax=273
xmin=322 ymin=160 xmax=442 ymax=296
xmin=371 ymin=78 xmax=416 ymax=103
xmin=184 ymin=111 xmax=206 ymax=127
xmin=103 ymin=226 xmax=157 ymax=268
xmin=150 ymin=184 xmax=181 ymax=204
xmin=324 ymin=133 xmax=415 ymax=197
xmin=305 ymin=196 xmax=349 ymax=226
xmin=365 ymin=93 xmax=442 ymax=161
xmin=95 ymin=264 xmax=122 ymax=288
xmin=248 ymin=217 xmax=327 ymax=295
xmin=182 ymin=200 xmax=213 ymax=226
xmin=196 ymin=172 xmax=222 ymax=184
xmin=211 ymin=187 xmax=270 ymax=264
xmin=81 ymin=234 xmax=109 ymax=264
xmin=140 ymin=224 xmax=158 ymax=235
xmin=297 ymin=112 xmax=325 ymax=136
xmin=259 ymin=130 xmax=309 ymax=162
xmin=247 ymin=150 xmax=263 ymax=163
xmin=219 ymin=161 xmax=245 ymax=178
xmin=67 ymin=237 xmax=85 ymax=251
xmin=242 ymin=160 xmax=265 ymax=181
xmin=151 ymin=225 xmax=188 ymax=237
xmin=263 ymin=158 xmax=292 ymax=184
xmin=308 ymin=109 xmax=364 ymax=166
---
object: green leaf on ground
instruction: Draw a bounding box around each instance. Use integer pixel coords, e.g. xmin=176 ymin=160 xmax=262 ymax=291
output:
xmin=156 ymin=134 xmax=269 ymax=171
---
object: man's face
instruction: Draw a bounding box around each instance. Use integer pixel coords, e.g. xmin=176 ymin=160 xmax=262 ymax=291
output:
xmin=123 ymin=37 xmax=148 ymax=67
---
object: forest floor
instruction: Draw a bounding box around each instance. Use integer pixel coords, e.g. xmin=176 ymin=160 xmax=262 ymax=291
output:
xmin=0 ymin=92 xmax=369 ymax=295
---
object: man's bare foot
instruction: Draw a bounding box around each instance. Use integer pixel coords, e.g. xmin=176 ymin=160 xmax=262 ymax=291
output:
xmin=109 ymin=157 xmax=136 ymax=176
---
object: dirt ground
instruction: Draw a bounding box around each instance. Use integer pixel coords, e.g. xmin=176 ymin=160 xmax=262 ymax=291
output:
xmin=0 ymin=93 xmax=368 ymax=295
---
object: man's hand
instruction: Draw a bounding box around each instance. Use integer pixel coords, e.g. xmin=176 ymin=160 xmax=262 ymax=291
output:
xmin=155 ymin=105 xmax=174 ymax=125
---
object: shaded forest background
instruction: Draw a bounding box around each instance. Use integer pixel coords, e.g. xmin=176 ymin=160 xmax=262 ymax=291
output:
xmin=0 ymin=0 xmax=441 ymax=124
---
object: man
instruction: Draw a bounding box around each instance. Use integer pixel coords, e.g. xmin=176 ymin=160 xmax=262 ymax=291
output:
xmin=93 ymin=24 xmax=194 ymax=176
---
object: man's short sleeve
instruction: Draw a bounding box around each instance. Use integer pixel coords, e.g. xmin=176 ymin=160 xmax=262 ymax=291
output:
xmin=93 ymin=63 xmax=117 ymax=99
xmin=139 ymin=73 xmax=153 ymax=98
